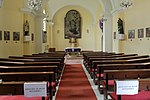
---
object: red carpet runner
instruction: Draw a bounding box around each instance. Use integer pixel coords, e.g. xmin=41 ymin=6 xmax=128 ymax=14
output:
xmin=55 ymin=64 xmax=97 ymax=100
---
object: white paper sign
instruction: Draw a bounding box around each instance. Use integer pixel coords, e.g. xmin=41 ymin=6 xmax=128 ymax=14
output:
xmin=116 ymin=80 xmax=139 ymax=95
xmin=0 ymin=79 xmax=2 ymax=83
xmin=24 ymin=82 xmax=47 ymax=97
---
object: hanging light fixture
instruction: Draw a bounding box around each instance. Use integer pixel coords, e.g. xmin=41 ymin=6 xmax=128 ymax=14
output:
xmin=28 ymin=0 xmax=42 ymax=11
xmin=120 ymin=0 xmax=133 ymax=8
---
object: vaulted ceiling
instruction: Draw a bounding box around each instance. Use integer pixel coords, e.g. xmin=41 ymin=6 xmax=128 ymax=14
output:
xmin=44 ymin=0 xmax=124 ymax=20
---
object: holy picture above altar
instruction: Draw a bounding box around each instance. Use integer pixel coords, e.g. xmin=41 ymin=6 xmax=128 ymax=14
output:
xmin=64 ymin=10 xmax=81 ymax=39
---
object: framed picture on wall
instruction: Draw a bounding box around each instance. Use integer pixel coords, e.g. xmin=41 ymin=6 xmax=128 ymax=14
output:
xmin=0 ymin=30 xmax=2 ymax=40
xmin=4 ymin=31 xmax=10 ymax=41
xmin=128 ymin=30 xmax=135 ymax=39
xmin=138 ymin=28 xmax=144 ymax=38
xmin=146 ymin=27 xmax=150 ymax=37
xmin=13 ymin=32 xmax=20 ymax=41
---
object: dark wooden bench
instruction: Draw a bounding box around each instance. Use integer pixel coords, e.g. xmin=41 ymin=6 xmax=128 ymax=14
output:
xmin=0 ymin=71 xmax=54 ymax=100
xmin=8 ymin=56 xmax=65 ymax=70
xmin=92 ymin=57 xmax=150 ymax=81
xmin=89 ymin=55 xmax=149 ymax=66
xmin=84 ymin=54 xmax=141 ymax=73
xmin=83 ymin=53 xmax=136 ymax=66
xmin=95 ymin=62 xmax=150 ymax=94
xmin=83 ymin=52 xmax=123 ymax=65
xmin=0 ymin=61 xmax=61 ymax=82
xmin=87 ymin=55 xmax=148 ymax=72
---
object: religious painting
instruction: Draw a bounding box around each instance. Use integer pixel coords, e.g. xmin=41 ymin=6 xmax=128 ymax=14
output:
xmin=43 ymin=31 xmax=47 ymax=43
xmin=64 ymin=10 xmax=81 ymax=39
xmin=0 ymin=30 xmax=2 ymax=40
xmin=138 ymin=28 xmax=144 ymax=38
xmin=4 ymin=31 xmax=10 ymax=40
xmin=128 ymin=30 xmax=135 ymax=39
xmin=146 ymin=27 xmax=150 ymax=37
xmin=13 ymin=32 xmax=20 ymax=41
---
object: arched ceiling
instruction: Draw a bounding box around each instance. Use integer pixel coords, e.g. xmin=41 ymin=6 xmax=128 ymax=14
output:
xmin=43 ymin=0 xmax=123 ymax=20
xmin=25 ymin=0 xmax=123 ymax=17
xmin=47 ymin=0 xmax=102 ymax=20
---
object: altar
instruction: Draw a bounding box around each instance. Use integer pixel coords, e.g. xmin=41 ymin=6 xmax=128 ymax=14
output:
xmin=65 ymin=47 xmax=81 ymax=52
xmin=65 ymin=47 xmax=81 ymax=55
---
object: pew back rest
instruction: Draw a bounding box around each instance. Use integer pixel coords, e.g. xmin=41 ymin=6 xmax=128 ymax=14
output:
xmin=104 ymin=69 xmax=150 ymax=80
xmin=0 ymin=72 xmax=54 ymax=82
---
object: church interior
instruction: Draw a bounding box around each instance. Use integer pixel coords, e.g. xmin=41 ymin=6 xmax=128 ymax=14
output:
xmin=0 ymin=0 xmax=150 ymax=100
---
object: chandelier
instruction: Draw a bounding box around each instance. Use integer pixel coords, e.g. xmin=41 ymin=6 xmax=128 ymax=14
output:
xmin=28 ymin=0 xmax=42 ymax=11
xmin=120 ymin=0 xmax=133 ymax=8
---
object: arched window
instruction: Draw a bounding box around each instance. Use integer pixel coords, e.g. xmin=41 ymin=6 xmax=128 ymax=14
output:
xmin=42 ymin=9 xmax=47 ymax=43
xmin=43 ymin=9 xmax=46 ymax=31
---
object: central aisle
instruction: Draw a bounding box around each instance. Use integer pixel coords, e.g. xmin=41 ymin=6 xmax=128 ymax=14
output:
xmin=55 ymin=63 xmax=97 ymax=100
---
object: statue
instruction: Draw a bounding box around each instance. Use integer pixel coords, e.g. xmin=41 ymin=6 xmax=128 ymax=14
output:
xmin=117 ymin=18 xmax=124 ymax=34
xmin=23 ymin=20 xmax=29 ymax=36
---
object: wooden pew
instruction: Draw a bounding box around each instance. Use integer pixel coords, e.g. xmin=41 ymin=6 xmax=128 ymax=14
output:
xmin=0 ymin=61 xmax=61 ymax=82
xmin=87 ymin=55 xmax=149 ymax=73
xmin=83 ymin=52 xmax=125 ymax=65
xmin=89 ymin=55 xmax=149 ymax=66
xmin=92 ymin=57 xmax=150 ymax=81
xmin=96 ymin=63 xmax=145 ymax=92
xmin=96 ymin=62 xmax=150 ymax=94
xmin=89 ymin=55 xmax=149 ymax=71
xmin=103 ymin=69 xmax=150 ymax=99
xmin=0 ymin=53 xmax=65 ymax=99
xmin=23 ymin=52 xmax=66 ymax=59
xmin=0 ymin=65 xmax=57 ymax=80
xmin=84 ymin=54 xmax=140 ymax=72
xmin=0 ymin=65 xmax=58 ymax=96
xmin=83 ymin=53 xmax=136 ymax=66
xmin=0 ymin=71 xmax=54 ymax=100
xmin=8 ymin=56 xmax=65 ymax=70
xmin=0 ymin=57 xmax=64 ymax=70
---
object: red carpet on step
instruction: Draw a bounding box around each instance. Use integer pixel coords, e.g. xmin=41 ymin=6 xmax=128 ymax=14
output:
xmin=55 ymin=64 xmax=97 ymax=100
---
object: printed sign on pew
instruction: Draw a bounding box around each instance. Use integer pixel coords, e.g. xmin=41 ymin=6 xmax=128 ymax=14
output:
xmin=116 ymin=80 xmax=139 ymax=95
xmin=24 ymin=82 xmax=47 ymax=97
